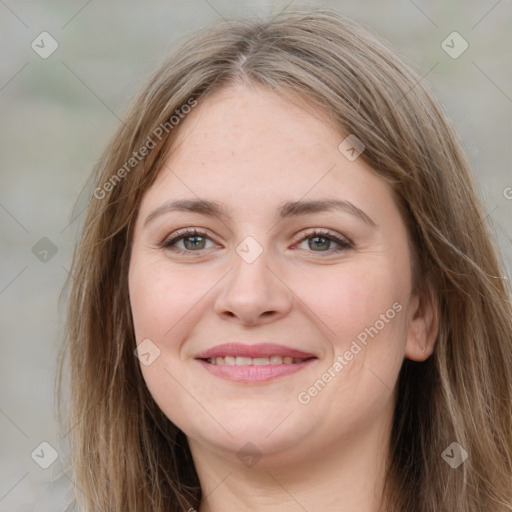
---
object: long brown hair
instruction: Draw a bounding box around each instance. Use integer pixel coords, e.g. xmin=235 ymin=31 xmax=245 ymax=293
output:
xmin=58 ymin=8 xmax=512 ymax=511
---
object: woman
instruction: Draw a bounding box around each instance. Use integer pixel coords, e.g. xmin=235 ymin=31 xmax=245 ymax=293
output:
xmin=58 ymin=8 xmax=512 ymax=512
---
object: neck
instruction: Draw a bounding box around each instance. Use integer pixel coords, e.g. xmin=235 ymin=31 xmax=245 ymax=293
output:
xmin=189 ymin=400 xmax=394 ymax=512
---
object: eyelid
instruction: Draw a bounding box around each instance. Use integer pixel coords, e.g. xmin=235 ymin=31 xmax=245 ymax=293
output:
xmin=160 ymin=227 xmax=218 ymax=252
xmin=290 ymin=227 xmax=353 ymax=248
xmin=160 ymin=227 xmax=353 ymax=255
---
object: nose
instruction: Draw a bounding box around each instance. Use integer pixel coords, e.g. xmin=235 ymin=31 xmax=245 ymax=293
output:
xmin=213 ymin=248 xmax=293 ymax=326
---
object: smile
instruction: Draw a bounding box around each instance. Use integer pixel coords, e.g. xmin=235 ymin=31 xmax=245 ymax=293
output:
xmin=206 ymin=356 xmax=307 ymax=365
xmin=194 ymin=342 xmax=318 ymax=383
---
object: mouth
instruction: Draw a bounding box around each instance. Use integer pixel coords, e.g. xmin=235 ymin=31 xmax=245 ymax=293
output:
xmin=195 ymin=342 xmax=318 ymax=383
xmin=204 ymin=355 xmax=311 ymax=366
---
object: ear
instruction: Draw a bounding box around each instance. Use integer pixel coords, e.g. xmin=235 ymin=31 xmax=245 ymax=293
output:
xmin=404 ymin=283 xmax=439 ymax=361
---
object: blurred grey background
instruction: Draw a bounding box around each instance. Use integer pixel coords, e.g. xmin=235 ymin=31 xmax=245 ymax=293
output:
xmin=1 ymin=0 xmax=511 ymax=510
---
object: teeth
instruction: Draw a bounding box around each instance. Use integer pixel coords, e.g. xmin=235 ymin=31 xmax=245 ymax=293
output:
xmin=224 ymin=356 xmax=236 ymax=366
xmin=207 ymin=356 xmax=306 ymax=366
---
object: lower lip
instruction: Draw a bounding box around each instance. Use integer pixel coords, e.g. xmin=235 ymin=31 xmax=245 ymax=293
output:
xmin=196 ymin=359 xmax=316 ymax=383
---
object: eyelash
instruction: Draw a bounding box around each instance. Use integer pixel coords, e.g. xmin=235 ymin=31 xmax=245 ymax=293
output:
xmin=159 ymin=228 xmax=353 ymax=256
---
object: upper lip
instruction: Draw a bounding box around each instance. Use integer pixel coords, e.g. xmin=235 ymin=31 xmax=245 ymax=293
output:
xmin=194 ymin=343 xmax=317 ymax=360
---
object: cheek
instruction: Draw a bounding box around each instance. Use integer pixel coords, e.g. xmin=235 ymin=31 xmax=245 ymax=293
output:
xmin=300 ymin=263 xmax=405 ymax=344
xmin=129 ymin=256 xmax=207 ymax=342
xmin=128 ymin=258 xmax=206 ymax=430
xmin=298 ymin=259 xmax=409 ymax=404
xmin=298 ymin=264 xmax=406 ymax=403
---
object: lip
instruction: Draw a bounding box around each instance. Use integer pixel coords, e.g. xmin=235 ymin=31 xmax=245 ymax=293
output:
xmin=194 ymin=342 xmax=318 ymax=383
xmin=197 ymin=358 xmax=316 ymax=383
xmin=194 ymin=342 xmax=316 ymax=360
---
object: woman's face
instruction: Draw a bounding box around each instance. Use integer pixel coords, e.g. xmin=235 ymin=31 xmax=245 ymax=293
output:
xmin=128 ymin=84 xmax=433 ymax=465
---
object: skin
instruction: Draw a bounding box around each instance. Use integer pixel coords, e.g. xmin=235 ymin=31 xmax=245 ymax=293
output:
xmin=128 ymin=83 xmax=438 ymax=512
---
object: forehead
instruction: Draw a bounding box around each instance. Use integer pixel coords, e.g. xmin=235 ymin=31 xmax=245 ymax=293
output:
xmin=139 ymin=84 xmax=395 ymax=225
xmin=170 ymin=84 xmax=339 ymax=164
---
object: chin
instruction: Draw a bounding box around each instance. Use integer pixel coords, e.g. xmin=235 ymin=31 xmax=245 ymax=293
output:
xmin=188 ymin=413 xmax=316 ymax=460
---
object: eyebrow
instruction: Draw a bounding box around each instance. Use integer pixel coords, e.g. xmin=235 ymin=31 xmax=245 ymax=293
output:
xmin=143 ymin=198 xmax=376 ymax=228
